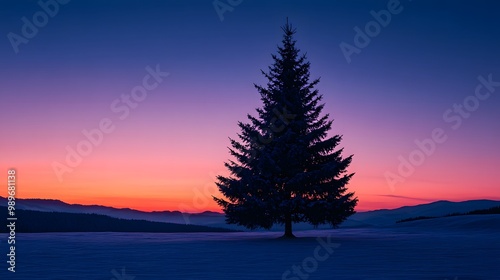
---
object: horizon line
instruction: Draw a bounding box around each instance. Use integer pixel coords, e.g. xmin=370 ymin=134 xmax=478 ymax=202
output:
xmin=3 ymin=195 xmax=500 ymax=214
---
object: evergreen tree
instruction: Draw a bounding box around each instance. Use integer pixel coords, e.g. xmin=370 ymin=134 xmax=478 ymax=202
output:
xmin=214 ymin=21 xmax=358 ymax=238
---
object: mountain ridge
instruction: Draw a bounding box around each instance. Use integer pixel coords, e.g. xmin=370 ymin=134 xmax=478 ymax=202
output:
xmin=2 ymin=196 xmax=499 ymax=230
xmin=0 ymin=206 xmax=234 ymax=233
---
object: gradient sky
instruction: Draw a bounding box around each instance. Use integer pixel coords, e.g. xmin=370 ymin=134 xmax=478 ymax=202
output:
xmin=1 ymin=0 xmax=500 ymax=212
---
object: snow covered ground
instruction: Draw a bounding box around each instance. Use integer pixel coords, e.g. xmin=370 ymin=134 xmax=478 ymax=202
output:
xmin=1 ymin=215 xmax=499 ymax=280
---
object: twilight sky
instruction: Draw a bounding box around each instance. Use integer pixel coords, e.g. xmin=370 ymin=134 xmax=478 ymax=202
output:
xmin=1 ymin=0 xmax=500 ymax=212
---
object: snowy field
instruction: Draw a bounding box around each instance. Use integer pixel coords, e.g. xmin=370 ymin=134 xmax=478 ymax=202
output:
xmin=1 ymin=215 xmax=499 ymax=280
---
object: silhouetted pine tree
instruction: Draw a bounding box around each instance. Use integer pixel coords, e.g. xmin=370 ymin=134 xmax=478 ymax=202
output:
xmin=214 ymin=21 xmax=357 ymax=238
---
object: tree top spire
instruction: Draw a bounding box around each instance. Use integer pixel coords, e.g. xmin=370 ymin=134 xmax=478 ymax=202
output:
xmin=282 ymin=18 xmax=296 ymax=37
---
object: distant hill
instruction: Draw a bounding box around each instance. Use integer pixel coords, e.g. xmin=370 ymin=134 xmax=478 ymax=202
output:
xmin=396 ymin=205 xmax=500 ymax=223
xmin=0 ymin=207 xmax=234 ymax=233
xmin=2 ymin=197 xmax=499 ymax=230
xmin=342 ymin=200 xmax=500 ymax=227
xmin=394 ymin=214 xmax=500 ymax=232
xmin=0 ymin=196 xmax=223 ymax=226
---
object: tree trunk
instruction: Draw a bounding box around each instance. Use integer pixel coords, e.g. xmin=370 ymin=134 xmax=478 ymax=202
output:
xmin=283 ymin=213 xmax=295 ymax=238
